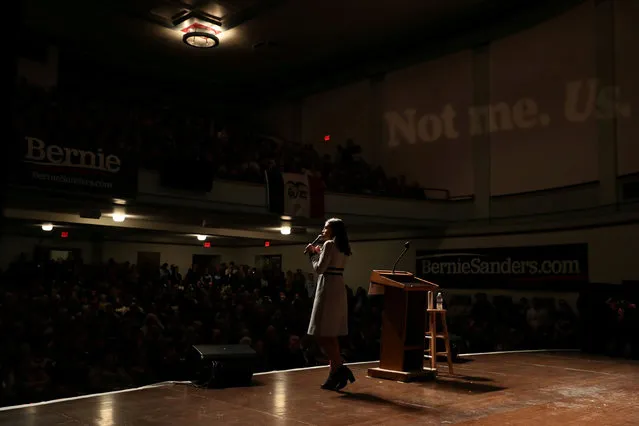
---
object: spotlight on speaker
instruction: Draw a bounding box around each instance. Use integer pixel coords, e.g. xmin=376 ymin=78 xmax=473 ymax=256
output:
xmin=188 ymin=344 xmax=257 ymax=388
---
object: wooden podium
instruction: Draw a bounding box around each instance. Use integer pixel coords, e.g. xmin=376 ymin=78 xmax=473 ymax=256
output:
xmin=368 ymin=270 xmax=439 ymax=382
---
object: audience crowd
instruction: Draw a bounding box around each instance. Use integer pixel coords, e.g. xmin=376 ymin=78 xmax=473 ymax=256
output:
xmin=9 ymin=252 xmax=635 ymax=407
xmin=446 ymin=293 xmax=580 ymax=353
xmin=13 ymin=81 xmax=426 ymax=199
xmin=0 ymin=256 xmax=383 ymax=407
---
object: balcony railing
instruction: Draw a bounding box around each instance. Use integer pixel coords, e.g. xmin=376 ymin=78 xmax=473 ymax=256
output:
xmin=12 ymin=169 xmax=638 ymax=231
xmin=136 ymin=169 xmax=639 ymax=225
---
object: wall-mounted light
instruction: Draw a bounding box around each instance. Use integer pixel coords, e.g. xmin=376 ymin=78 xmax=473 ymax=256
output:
xmin=280 ymin=225 xmax=291 ymax=235
xmin=196 ymin=235 xmax=207 ymax=241
xmin=112 ymin=206 xmax=126 ymax=223
xmin=41 ymin=223 xmax=53 ymax=232
xmin=112 ymin=212 xmax=126 ymax=223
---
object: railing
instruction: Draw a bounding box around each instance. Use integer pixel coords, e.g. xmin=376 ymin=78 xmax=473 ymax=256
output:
xmin=422 ymin=187 xmax=450 ymax=200
xmin=136 ymin=169 xmax=473 ymax=222
xmin=9 ymin=169 xmax=639 ymax=232
xmin=136 ymin=169 xmax=639 ymax=225
xmin=491 ymin=181 xmax=600 ymax=218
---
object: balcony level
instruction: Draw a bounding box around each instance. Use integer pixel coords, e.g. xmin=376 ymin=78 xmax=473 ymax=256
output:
xmin=137 ymin=169 xmax=639 ymax=229
xmin=6 ymin=170 xmax=638 ymax=243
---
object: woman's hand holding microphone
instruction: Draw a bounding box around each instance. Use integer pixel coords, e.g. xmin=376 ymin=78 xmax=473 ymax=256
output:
xmin=304 ymin=244 xmax=320 ymax=255
xmin=304 ymin=234 xmax=323 ymax=255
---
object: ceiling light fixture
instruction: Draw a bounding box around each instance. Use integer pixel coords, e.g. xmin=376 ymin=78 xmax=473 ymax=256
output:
xmin=41 ymin=223 xmax=53 ymax=232
xmin=180 ymin=21 xmax=221 ymax=49
xmin=183 ymin=31 xmax=219 ymax=48
xmin=196 ymin=235 xmax=207 ymax=241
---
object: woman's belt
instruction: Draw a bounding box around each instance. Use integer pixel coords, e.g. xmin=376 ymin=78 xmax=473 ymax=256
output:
xmin=323 ymin=267 xmax=344 ymax=276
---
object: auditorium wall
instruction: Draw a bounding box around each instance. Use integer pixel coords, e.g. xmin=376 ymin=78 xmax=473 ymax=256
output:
xmin=0 ymin=236 xmax=93 ymax=269
xmin=100 ymin=242 xmax=236 ymax=273
xmin=0 ymin=235 xmax=235 ymax=274
xmin=381 ymin=50 xmax=474 ymax=196
xmin=487 ymin=2 xmax=597 ymax=195
xmin=17 ymin=45 xmax=58 ymax=89
xmin=615 ymin=0 xmax=639 ymax=177
xmin=253 ymin=101 xmax=302 ymax=143
xmin=300 ymin=80 xmax=375 ymax=163
xmin=2 ymin=221 xmax=636 ymax=289
xmin=237 ymin=222 xmax=638 ymax=289
xmin=264 ymin=0 xmax=638 ymax=198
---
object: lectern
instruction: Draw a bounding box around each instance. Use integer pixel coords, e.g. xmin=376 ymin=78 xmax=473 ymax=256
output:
xmin=368 ymin=270 xmax=439 ymax=382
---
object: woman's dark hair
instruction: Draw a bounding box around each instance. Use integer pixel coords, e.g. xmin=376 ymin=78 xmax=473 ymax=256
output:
xmin=326 ymin=218 xmax=352 ymax=256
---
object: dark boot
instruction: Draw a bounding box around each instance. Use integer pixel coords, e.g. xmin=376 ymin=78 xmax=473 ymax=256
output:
xmin=320 ymin=369 xmax=339 ymax=390
xmin=334 ymin=365 xmax=355 ymax=391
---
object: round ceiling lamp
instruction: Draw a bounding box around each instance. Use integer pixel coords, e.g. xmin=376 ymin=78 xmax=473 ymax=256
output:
xmin=183 ymin=31 xmax=219 ymax=48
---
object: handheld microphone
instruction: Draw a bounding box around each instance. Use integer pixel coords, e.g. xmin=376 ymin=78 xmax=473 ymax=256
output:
xmin=304 ymin=234 xmax=323 ymax=254
xmin=392 ymin=241 xmax=411 ymax=274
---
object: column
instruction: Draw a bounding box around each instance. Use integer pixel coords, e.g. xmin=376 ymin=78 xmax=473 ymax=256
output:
xmin=2 ymin=0 xmax=22 ymax=239
xmin=471 ymin=44 xmax=492 ymax=218
xmin=595 ymin=0 xmax=618 ymax=206
xmin=368 ymin=74 xmax=385 ymax=167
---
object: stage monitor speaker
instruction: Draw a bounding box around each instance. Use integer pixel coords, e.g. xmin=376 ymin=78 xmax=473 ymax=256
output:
xmin=190 ymin=344 xmax=257 ymax=388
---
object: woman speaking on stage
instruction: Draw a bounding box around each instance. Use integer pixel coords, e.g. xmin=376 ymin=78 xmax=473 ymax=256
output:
xmin=305 ymin=217 xmax=355 ymax=391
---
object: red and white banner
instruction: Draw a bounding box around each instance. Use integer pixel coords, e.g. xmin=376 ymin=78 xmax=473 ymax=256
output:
xmin=282 ymin=172 xmax=324 ymax=218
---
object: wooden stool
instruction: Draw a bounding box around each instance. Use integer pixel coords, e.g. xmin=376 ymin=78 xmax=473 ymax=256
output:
xmin=424 ymin=306 xmax=454 ymax=375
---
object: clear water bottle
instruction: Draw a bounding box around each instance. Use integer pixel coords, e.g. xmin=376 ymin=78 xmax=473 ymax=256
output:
xmin=436 ymin=292 xmax=443 ymax=310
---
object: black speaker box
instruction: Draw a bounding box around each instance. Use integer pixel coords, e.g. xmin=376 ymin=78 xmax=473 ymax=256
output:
xmin=190 ymin=344 xmax=257 ymax=388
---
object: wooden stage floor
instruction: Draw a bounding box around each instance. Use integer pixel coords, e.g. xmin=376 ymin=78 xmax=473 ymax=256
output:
xmin=2 ymin=351 xmax=639 ymax=425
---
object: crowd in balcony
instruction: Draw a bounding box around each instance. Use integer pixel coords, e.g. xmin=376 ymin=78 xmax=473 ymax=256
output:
xmin=13 ymin=80 xmax=427 ymax=199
